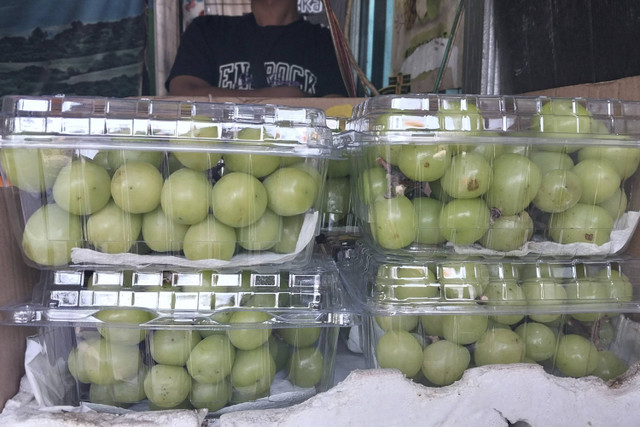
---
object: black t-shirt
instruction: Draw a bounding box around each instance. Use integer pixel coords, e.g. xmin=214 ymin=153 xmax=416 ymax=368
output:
xmin=166 ymin=14 xmax=348 ymax=97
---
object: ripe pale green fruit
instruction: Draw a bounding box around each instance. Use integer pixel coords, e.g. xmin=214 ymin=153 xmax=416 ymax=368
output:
xmin=0 ymin=148 xmax=71 ymax=193
xmin=22 ymin=203 xmax=83 ymax=266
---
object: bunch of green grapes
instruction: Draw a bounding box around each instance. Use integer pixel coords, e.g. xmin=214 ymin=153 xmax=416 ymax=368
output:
xmin=69 ymin=307 xmax=329 ymax=411
xmin=371 ymin=261 xmax=632 ymax=385
xmin=356 ymin=99 xmax=638 ymax=253
xmin=16 ymin=125 xmax=324 ymax=266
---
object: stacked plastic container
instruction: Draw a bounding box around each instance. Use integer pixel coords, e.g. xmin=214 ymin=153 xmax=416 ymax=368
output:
xmin=0 ymin=95 xmax=355 ymax=415
xmin=338 ymin=93 xmax=640 ymax=386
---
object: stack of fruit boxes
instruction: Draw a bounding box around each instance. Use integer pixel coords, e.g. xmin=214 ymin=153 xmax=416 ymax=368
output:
xmin=0 ymin=95 xmax=354 ymax=415
xmin=338 ymin=93 xmax=640 ymax=386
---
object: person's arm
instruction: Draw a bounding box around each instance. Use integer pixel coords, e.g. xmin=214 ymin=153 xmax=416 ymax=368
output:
xmin=169 ymin=75 xmax=307 ymax=97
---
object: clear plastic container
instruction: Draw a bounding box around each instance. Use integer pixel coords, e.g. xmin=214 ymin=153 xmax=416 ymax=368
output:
xmin=338 ymin=242 xmax=640 ymax=386
xmin=0 ymin=254 xmax=355 ymax=327
xmin=0 ymin=95 xmax=340 ymax=270
xmin=344 ymin=94 xmax=640 ymax=258
xmin=27 ymin=320 xmax=341 ymax=415
xmin=2 ymin=255 xmax=356 ymax=415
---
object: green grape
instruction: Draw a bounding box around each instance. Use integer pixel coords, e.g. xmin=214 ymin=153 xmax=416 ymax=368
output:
xmin=230 ymin=346 xmax=276 ymax=395
xmin=111 ymin=366 xmax=148 ymax=403
xmin=183 ymin=214 xmax=237 ymax=261
xmin=187 ymin=334 xmax=236 ymax=384
xmin=421 ymin=339 xmax=470 ymax=386
xmin=598 ymin=188 xmax=627 ymax=220
xmin=397 ymin=144 xmax=451 ymax=182
xmin=94 ymin=308 xmax=154 ymax=345
xmin=263 ymin=167 xmax=318 ymax=216
xmin=371 ymin=195 xmax=417 ymax=249
xmin=591 ymin=350 xmax=627 ymax=381
xmin=454 ymin=143 xmax=505 ymax=161
xmin=279 ymin=327 xmax=321 ymax=347
xmin=189 ymin=378 xmax=231 ymax=411
xmin=553 ymin=334 xmax=599 ymax=377
xmin=22 ymin=203 xmax=83 ymax=266
xmin=357 ymin=167 xmax=389 ymax=205
xmin=565 ymin=277 xmax=611 ymax=322
xmin=375 ymin=315 xmax=419 ymax=332
xmin=223 ymin=153 xmax=280 ymax=178
xmin=93 ymin=151 xmax=112 ymax=174
xmin=212 ymin=172 xmax=268 ymax=227
xmin=173 ymin=151 xmax=222 ymax=171
xmin=440 ymin=262 xmax=490 ymax=300
xmin=110 ymin=161 xmax=163 ymax=214
xmin=441 ymin=152 xmax=491 ymax=199
xmin=441 ymin=314 xmax=488 ymax=345
xmin=148 ymin=399 xmax=193 ymax=411
xmin=437 ymin=100 xmax=483 ymax=132
xmin=529 ymin=151 xmax=574 ymax=176
xmin=151 ymin=330 xmax=201 ymax=366
xmin=428 ymin=179 xmax=452 ymax=204
xmin=479 ymin=211 xmax=533 ymax=251
xmin=420 ymin=315 xmax=444 ymax=337
xmin=107 ymin=150 xmax=163 ymax=170
xmin=86 ymin=200 xmax=142 ymax=254
xmin=227 ymin=310 xmax=273 ymax=350
xmin=514 ymin=322 xmax=557 ymax=362
xmin=327 ymin=158 xmax=351 ymax=178
xmin=0 ymin=148 xmax=70 ymax=193
xmin=363 ymin=144 xmax=402 ymax=167
xmin=573 ymin=158 xmax=621 ymax=205
xmin=268 ymin=334 xmax=290 ymax=372
xmin=593 ymin=268 xmax=633 ymax=302
xmin=144 ymin=364 xmax=192 ymax=408
xmin=141 ymin=207 xmax=190 ymax=253
xmin=413 ymin=197 xmax=446 ymax=245
xmin=473 ymin=328 xmax=524 ymax=366
xmin=160 ymin=168 xmax=212 ymax=225
xmin=68 ymin=347 xmax=92 ymax=383
xmin=89 ymin=383 xmax=120 ymax=407
xmin=376 ymin=264 xmax=439 ymax=300
xmin=271 ymin=214 xmax=304 ymax=254
xmin=76 ymin=336 xmax=142 ymax=385
xmin=287 ymin=346 xmax=324 ymax=388
xmin=578 ymin=144 xmax=640 ymax=179
xmin=485 ymin=153 xmax=542 ymax=216
xmin=53 ymin=158 xmax=111 ymax=215
xmin=483 ymin=280 xmax=526 ymax=325
xmin=375 ymin=330 xmax=423 ymax=377
xmin=548 ymin=203 xmax=614 ymax=246
xmin=532 ymin=169 xmax=582 ymax=213
xmin=236 ymin=208 xmax=281 ymax=251
xmin=521 ymin=278 xmax=567 ymax=323
xmin=530 ymin=99 xmax=607 ymax=147
xmin=439 ymin=198 xmax=490 ymax=245
xmin=322 ymin=177 xmax=351 ymax=223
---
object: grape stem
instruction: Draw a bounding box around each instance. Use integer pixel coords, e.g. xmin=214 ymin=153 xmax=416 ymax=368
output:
xmin=375 ymin=157 xmax=432 ymax=198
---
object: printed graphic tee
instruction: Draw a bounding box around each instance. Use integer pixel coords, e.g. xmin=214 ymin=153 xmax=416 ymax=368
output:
xmin=166 ymin=13 xmax=348 ymax=97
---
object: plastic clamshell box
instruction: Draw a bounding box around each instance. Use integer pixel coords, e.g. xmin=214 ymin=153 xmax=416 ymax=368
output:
xmin=2 ymin=255 xmax=355 ymax=415
xmin=343 ymin=94 xmax=640 ymax=258
xmin=0 ymin=254 xmax=355 ymax=326
xmin=27 ymin=320 xmax=341 ymax=415
xmin=337 ymin=242 xmax=640 ymax=387
xmin=0 ymin=95 xmax=340 ymax=270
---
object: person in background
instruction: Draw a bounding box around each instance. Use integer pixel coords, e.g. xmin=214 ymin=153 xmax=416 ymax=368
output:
xmin=167 ymin=0 xmax=348 ymax=97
